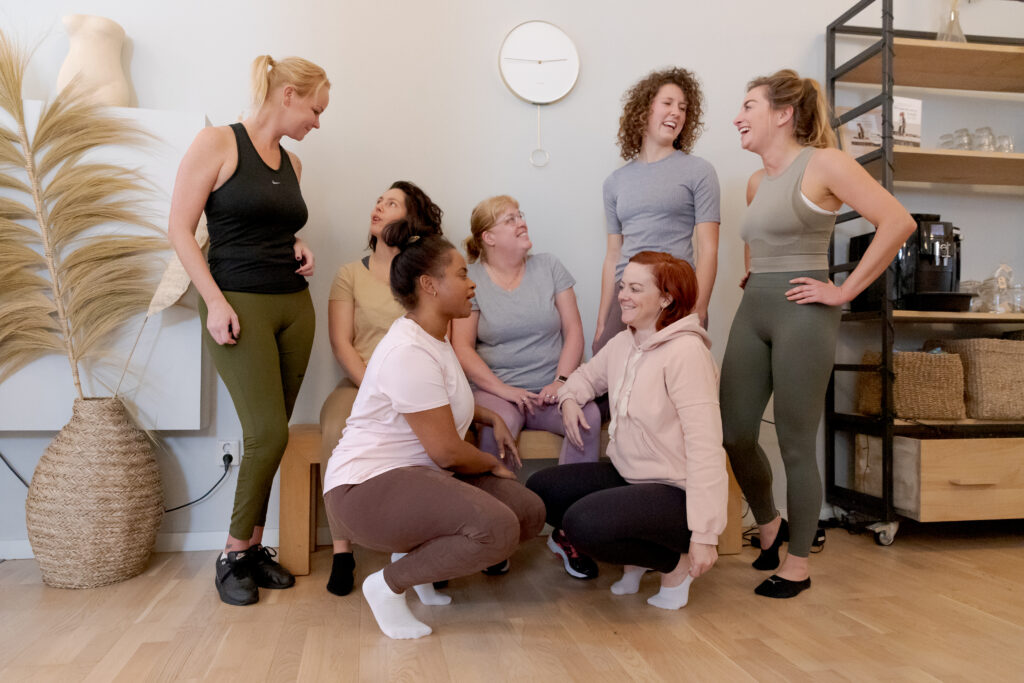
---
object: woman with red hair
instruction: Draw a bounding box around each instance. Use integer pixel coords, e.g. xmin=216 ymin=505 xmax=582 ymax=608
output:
xmin=527 ymin=252 xmax=728 ymax=610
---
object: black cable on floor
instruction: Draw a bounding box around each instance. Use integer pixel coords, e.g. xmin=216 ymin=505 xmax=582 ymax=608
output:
xmin=1 ymin=449 xmax=29 ymax=488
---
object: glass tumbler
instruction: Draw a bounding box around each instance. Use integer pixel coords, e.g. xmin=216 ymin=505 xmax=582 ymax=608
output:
xmin=953 ymin=128 xmax=972 ymax=150
xmin=973 ymin=127 xmax=995 ymax=152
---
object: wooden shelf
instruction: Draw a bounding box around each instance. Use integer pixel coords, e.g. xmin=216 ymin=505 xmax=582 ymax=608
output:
xmin=832 ymin=412 xmax=1024 ymax=438
xmin=841 ymin=37 xmax=1024 ymax=93
xmin=843 ymin=311 xmax=1024 ymax=324
xmin=892 ymin=311 xmax=1024 ymax=324
xmin=860 ymin=146 xmax=1024 ymax=186
xmin=894 ymin=418 xmax=1024 ymax=429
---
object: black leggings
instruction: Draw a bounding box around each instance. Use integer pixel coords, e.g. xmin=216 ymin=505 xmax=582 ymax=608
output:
xmin=526 ymin=462 xmax=691 ymax=574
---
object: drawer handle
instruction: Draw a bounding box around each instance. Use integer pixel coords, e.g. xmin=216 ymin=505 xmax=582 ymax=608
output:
xmin=949 ymin=478 xmax=998 ymax=487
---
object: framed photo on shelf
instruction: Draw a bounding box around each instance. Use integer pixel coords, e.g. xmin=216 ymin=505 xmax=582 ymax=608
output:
xmin=838 ymin=96 xmax=921 ymax=156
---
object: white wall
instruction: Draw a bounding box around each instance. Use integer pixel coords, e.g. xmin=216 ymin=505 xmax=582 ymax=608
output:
xmin=3 ymin=0 xmax=1022 ymax=556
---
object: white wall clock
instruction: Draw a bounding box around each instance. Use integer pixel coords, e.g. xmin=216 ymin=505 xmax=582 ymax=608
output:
xmin=499 ymin=20 xmax=580 ymax=167
xmin=499 ymin=20 xmax=580 ymax=105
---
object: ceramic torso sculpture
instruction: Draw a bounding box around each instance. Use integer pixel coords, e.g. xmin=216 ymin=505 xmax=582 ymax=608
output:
xmin=57 ymin=15 xmax=132 ymax=107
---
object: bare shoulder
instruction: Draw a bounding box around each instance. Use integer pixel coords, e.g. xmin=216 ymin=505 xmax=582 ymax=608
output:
xmin=180 ymin=125 xmax=235 ymax=173
xmin=746 ymin=169 xmax=766 ymax=205
xmin=190 ymin=125 xmax=235 ymax=157
xmin=806 ymin=147 xmax=859 ymax=178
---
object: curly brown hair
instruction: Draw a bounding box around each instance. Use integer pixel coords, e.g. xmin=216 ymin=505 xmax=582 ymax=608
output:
xmin=616 ymin=67 xmax=705 ymax=160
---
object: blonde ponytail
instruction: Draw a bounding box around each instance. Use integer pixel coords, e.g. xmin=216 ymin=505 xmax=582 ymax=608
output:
xmin=748 ymin=69 xmax=836 ymax=149
xmin=249 ymin=54 xmax=330 ymax=111
xmin=463 ymin=234 xmax=483 ymax=263
xmin=250 ymin=55 xmax=275 ymax=109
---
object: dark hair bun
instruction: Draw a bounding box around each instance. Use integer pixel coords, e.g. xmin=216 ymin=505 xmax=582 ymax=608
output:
xmin=381 ymin=219 xmax=418 ymax=250
xmin=389 ymin=233 xmax=456 ymax=310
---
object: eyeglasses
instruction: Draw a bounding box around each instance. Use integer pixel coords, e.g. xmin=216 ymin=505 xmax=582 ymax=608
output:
xmin=497 ymin=211 xmax=526 ymax=227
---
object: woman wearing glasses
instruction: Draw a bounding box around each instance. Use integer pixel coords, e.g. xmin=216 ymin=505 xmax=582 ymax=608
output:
xmin=453 ymin=196 xmax=601 ymax=467
xmin=452 ymin=195 xmax=601 ymax=579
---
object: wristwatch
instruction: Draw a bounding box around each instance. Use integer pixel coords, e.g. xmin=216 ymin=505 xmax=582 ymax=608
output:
xmin=555 ymin=375 xmax=568 ymax=383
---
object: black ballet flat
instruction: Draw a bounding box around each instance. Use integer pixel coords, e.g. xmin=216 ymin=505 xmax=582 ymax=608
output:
xmin=752 ymin=518 xmax=789 ymax=570
xmin=754 ymin=574 xmax=811 ymax=599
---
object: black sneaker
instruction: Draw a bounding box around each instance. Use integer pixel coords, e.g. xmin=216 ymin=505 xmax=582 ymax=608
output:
xmin=546 ymin=529 xmax=598 ymax=580
xmin=247 ymin=544 xmax=295 ymax=589
xmin=481 ymin=559 xmax=510 ymax=575
xmin=215 ymin=550 xmax=259 ymax=605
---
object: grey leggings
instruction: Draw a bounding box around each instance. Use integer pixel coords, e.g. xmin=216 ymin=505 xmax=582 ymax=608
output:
xmin=719 ymin=271 xmax=840 ymax=558
xmin=324 ymin=466 xmax=545 ymax=593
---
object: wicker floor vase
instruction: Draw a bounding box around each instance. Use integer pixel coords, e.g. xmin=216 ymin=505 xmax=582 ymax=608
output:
xmin=26 ymin=397 xmax=164 ymax=588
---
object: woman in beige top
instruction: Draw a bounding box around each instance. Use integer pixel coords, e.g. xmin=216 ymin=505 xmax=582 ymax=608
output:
xmin=322 ymin=181 xmax=443 ymax=596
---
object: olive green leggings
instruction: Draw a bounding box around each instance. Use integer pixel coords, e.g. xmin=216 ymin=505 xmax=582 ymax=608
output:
xmin=719 ymin=271 xmax=840 ymax=558
xmin=200 ymin=289 xmax=315 ymax=540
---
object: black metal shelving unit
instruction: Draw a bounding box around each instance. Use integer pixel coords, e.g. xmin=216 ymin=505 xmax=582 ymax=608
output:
xmin=824 ymin=0 xmax=1024 ymax=545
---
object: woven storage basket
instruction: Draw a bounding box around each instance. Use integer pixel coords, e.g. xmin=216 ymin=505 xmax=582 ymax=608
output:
xmin=856 ymin=351 xmax=966 ymax=419
xmin=936 ymin=338 xmax=1024 ymax=419
xmin=25 ymin=398 xmax=163 ymax=589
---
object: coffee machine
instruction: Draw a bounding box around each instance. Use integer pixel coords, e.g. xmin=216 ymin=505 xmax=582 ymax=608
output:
xmin=849 ymin=213 xmax=967 ymax=312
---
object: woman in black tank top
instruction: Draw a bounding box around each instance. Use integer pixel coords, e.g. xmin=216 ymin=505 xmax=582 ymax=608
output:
xmin=168 ymin=54 xmax=330 ymax=606
xmin=720 ymin=69 xmax=914 ymax=599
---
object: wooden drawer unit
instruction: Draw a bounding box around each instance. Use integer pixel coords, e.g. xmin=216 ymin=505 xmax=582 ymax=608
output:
xmin=916 ymin=438 xmax=1024 ymax=522
xmin=854 ymin=437 xmax=1024 ymax=522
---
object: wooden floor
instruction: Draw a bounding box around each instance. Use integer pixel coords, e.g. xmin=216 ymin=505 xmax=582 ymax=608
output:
xmin=2 ymin=521 xmax=1023 ymax=682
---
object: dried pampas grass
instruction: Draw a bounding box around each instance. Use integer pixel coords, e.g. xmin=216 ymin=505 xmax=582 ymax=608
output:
xmin=0 ymin=29 xmax=167 ymax=397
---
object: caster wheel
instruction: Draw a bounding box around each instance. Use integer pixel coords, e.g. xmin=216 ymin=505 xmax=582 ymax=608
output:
xmin=868 ymin=521 xmax=899 ymax=546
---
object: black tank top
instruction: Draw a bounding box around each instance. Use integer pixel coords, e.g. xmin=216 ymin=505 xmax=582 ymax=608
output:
xmin=205 ymin=123 xmax=309 ymax=294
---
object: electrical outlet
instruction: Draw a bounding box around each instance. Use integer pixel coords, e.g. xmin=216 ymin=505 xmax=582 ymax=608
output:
xmin=217 ymin=439 xmax=240 ymax=467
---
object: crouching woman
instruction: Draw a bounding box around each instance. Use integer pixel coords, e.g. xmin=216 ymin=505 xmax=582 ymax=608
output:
xmin=322 ymin=228 xmax=545 ymax=640
xmin=527 ymin=251 xmax=727 ymax=609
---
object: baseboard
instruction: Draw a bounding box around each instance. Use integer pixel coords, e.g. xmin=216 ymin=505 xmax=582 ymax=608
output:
xmin=154 ymin=529 xmax=280 ymax=553
xmin=0 ymin=540 xmax=34 ymax=560
xmin=1 ymin=530 xmax=283 ymax=559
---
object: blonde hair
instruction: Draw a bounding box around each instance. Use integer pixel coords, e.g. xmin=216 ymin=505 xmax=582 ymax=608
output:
xmin=747 ymin=69 xmax=836 ymax=149
xmin=464 ymin=195 xmax=518 ymax=263
xmin=250 ymin=55 xmax=330 ymax=110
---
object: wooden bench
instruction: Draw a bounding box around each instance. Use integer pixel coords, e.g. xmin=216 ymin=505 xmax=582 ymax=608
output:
xmin=278 ymin=424 xmax=323 ymax=576
xmin=278 ymin=423 xmax=743 ymax=575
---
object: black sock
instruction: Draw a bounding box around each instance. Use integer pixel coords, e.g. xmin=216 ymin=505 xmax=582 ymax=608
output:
xmin=327 ymin=552 xmax=355 ymax=596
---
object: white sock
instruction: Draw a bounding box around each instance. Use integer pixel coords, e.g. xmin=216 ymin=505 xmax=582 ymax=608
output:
xmin=391 ymin=553 xmax=452 ymax=606
xmin=647 ymin=574 xmax=694 ymax=610
xmin=610 ymin=566 xmax=650 ymax=595
xmin=361 ymin=569 xmax=432 ymax=640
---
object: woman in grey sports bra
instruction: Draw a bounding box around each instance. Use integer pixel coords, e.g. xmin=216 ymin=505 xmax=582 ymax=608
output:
xmin=719 ymin=69 xmax=915 ymax=599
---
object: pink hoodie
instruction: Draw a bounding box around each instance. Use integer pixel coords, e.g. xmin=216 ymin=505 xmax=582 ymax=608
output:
xmin=558 ymin=313 xmax=728 ymax=545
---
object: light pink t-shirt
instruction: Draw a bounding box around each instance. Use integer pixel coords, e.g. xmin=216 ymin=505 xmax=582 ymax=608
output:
xmin=323 ymin=316 xmax=474 ymax=490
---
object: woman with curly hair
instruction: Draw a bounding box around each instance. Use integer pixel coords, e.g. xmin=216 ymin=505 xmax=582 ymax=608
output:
xmin=321 ymin=181 xmax=443 ymax=597
xmin=594 ymin=67 xmax=721 ymax=353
